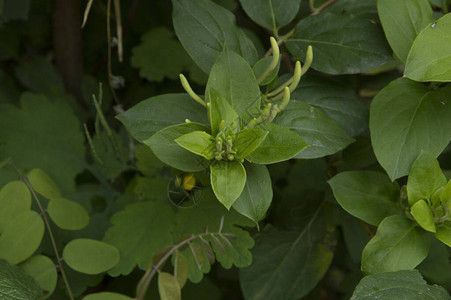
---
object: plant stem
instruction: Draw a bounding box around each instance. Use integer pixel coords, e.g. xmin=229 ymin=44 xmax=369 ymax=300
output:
xmin=9 ymin=163 xmax=74 ymax=300
xmin=107 ymin=0 xmax=121 ymax=107
xmin=444 ymin=0 xmax=449 ymax=13
xmin=264 ymin=29 xmax=294 ymax=57
xmin=311 ymin=0 xmax=337 ymax=15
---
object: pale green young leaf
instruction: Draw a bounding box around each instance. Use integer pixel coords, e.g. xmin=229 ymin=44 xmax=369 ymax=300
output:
xmin=63 ymin=239 xmax=120 ymax=275
xmin=0 ymin=259 xmax=41 ymax=300
xmin=246 ymin=123 xmax=308 ymax=164
xmin=405 ymin=13 xmax=451 ymax=82
xmin=175 ymin=131 xmax=215 ymax=160
xmin=361 ymin=215 xmax=430 ymax=274
xmin=206 ymin=47 xmax=261 ymax=117
xmin=435 ymin=221 xmax=451 ymax=247
xmin=0 ymin=181 xmax=31 ymax=233
xmin=232 ymin=164 xmax=272 ymax=225
xmin=174 ymin=252 xmax=188 ymax=288
xmin=252 ymin=56 xmax=280 ymax=85
xmin=145 ymin=123 xmax=211 ymax=172
xmin=441 ymin=179 xmax=451 ymax=207
xmin=0 ymin=210 xmax=44 ymax=265
xmin=370 ymin=78 xmax=451 ymax=180
xmin=172 ymin=0 xmax=257 ymax=73
xmin=27 ymin=168 xmax=61 ymax=200
xmin=208 ymin=88 xmax=239 ymax=135
xmin=20 ymin=255 xmax=57 ymax=297
xmin=377 ymin=0 xmax=433 ymax=63
xmin=410 ymin=199 xmax=436 ymax=232
xmin=158 ymin=272 xmax=181 ymax=300
xmin=117 ymin=94 xmax=209 ymax=142
xmin=82 ymin=292 xmax=133 ymax=300
xmin=407 ymin=151 xmax=447 ymax=206
xmin=274 ymin=101 xmax=354 ymax=159
xmin=286 ymin=12 xmax=392 ymax=74
xmin=328 ymin=171 xmax=401 ymax=226
xmin=47 ymin=197 xmax=90 ymax=231
xmin=351 ymin=269 xmax=450 ymax=300
xmin=234 ymin=129 xmax=268 ymax=159
xmin=210 ymin=161 xmax=246 ymax=209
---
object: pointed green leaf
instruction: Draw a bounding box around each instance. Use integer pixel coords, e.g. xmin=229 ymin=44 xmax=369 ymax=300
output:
xmin=82 ymin=292 xmax=133 ymax=300
xmin=436 ymin=221 xmax=451 ymax=248
xmin=328 ymin=171 xmax=402 ymax=226
xmin=411 ymin=200 xmax=436 ymax=233
xmin=405 ymin=13 xmax=451 ymax=82
xmin=20 ymin=255 xmax=57 ymax=297
xmin=441 ymin=179 xmax=451 ymax=208
xmin=377 ymin=0 xmax=433 ymax=63
xmin=174 ymin=252 xmax=188 ymax=288
xmin=47 ymin=197 xmax=89 ymax=230
xmin=206 ymin=47 xmax=261 ymax=116
xmin=0 ymin=259 xmax=41 ymax=300
xmin=158 ymin=272 xmax=181 ymax=300
xmin=232 ymin=164 xmax=272 ymax=224
xmin=362 ymin=215 xmax=430 ymax=274
xmin=246 ymin=123 xmax=308 ymax=164
xmin=370 ymin=78 xmax=451 ymax=180
xmin=63 ymin=239 xmax=120 ymax=275
xmin=27 ymin=168 xmax=61 ymax=200
xmin=208 ymin=88 xmax=239 ymax=135
xmin=145 ymin=123 xmax=211 ymax=172
xmin=0 ymin=210 xmax=44 ymax=265
xmin=210 ymin=161 xmax=246 ymax=209
xmin=234 ymin=129 xmax=268 ymax=159
xmin=0 ymin=181 xmax=31 ymax=233
xmin=407 ymin=151 xmax=447 ymax=206
xmin=175 ymin=131 xmax=215 ymax=160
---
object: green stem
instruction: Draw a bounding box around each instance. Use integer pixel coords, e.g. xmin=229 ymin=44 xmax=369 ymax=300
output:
xmin=444 ymin=0 xmax=449 ymax=13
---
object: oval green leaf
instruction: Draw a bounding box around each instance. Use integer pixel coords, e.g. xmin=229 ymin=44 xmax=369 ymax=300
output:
xmin=232 ymin=164 xmax=272 ymax=225
xmin=234 ymin=129 xmax=268 ymax=160
xmin=63 ymin=239 xmax=120 ymax=275
xmin=158 ymin=272 xmax=181 ymax=300
xmin=0 ymin=259 xmax=41 ymax=300
xmin=435 ymin=221 xmax=451 ymax=248
xmin=405 ymin=13 xmax=451 ymax=82
xmin=0 ymin=210 xmax=44 ymax=265
xmin=0 ymin=181 xmax=31 ymax=233
xmin=20 ymin=255 xmax=57 ymax=297
xmin=82 ymin=292 xmax=133 ymax=300
xmin=210 ymin=160 xmax=246 ymax=209
xmin=174 ymin=252 xmax=188 ymax=288
xmin=47 ymin=198 xmax=89 ymax=230
xmin=28 ymin=168 xmax=61 ymax=200
xmin=410 ymin=200 xmax=436 ymax=233
xmin=207 ymin=88 xmax=239 ymax=135
xmin=175 ymin=131 xmax=215 ymax=160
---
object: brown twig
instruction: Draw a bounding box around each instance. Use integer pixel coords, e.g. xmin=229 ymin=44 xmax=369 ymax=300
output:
xmin=311 ymin=0 xmax=337 ymax=15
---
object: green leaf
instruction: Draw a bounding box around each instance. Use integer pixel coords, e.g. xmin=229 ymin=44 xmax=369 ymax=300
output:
xmin=240 ymin=200 xmax=334 ymax=300
xmin=351 ymin=269 xmax=450 ymax=300
xmin=407 ymin=151 xmax=447 ymax=206
xmin=435 ymin=221 xmax=451 ymax=247
xmin=0 ymin=181 xmax=31 ymax=233
xmin=286 ymin=12 xmax=392 ymax=74
xmin=20 ymin=255 xmax=57 ymax=297
xmin=175 ymin=131 xmax=215 ymax=160
xmin=252 ymin=56 xmax=280 ymax=86
xmin=405 ymin=13 xmax=451 ymax=82
xmin=174 ymin=252 xmax=188 ymax=288
xmin=377 ymin=0 xmax=433 ymax=63
xmin=234 ymin=129 xmax=268 ymax=159
xmin=292 ymin=76 xmax=368 ymax=137
xmin=418 ymin=238 xmax=451 ymax=289
xmin=158 ymin=272 xmax=181 ymax=300
xmin=210 ymin=161 xmax=246 ymax=209
xmin=172 ymin=0 xmax=258 ymax=73
xmin=131 ymin=27 xmax=191 ymax=82
xmin=441 ymin=179 xmax=451 ymax=206
xmin=117 ymin=94 xmax=209 ymax=142
xmin=361 ymin=215 xmax=430 ymax=274
xmin=63 ymin=239 xmax=120 ymax=275
xmin=0 ymin=210 xmax=44 ymax=265
xmin=47 ymin=197 xmax=90 ymax=231
xmin=206 ymin=47 xmax=261 ymax=116
xmin=239 ymin=0 xmax=302 ymax=32
xmin=0 ymin=93 xmax=85 ymax=192
xmin=325 ymin=0 xmax=378 ymax=20
xmin=370 ymin=78 xmax=451 ymax=180
xmin=208 ymin=88 xmax=239 ymax=135
xmin=82 ymin=292 xmax=133 ymax=300
xmin=145 ymin=123 xmax=211 ymax=172
xmin=232 ymin=164 xmax=272 ymax=225
xmin=410 ymin=200 xmax=436 ymax=232
xmin=246 ymin=123 xmax=308 ymax=163
xmin=103 ymin=201 xmax=175 ymax=276
xmin=0 ymin=259 xmax=41 ymax=300
xmin=27 ymin=168 xmax=61 ymax=200
xmin=328 ymin=171 xmax=401 ymax=226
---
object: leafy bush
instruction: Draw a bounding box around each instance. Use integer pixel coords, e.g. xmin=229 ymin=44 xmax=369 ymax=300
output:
xmin=0 ymin=0 xmax=450 ymax=299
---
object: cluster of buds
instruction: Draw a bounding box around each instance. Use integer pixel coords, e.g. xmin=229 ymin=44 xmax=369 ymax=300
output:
xmin=214 ymin=120 xmax=239 ymax=161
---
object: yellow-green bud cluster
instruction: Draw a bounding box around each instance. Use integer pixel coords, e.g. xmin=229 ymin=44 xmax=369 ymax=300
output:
xmin=214 ymin=120 xmax=238 ymax=161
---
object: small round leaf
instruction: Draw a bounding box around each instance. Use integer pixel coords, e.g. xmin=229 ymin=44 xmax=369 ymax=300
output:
xmin=63 ymin=239 xmax=120 ymax=274
xmin=47 ymin=198 xmax=89 ymax=230
xmin=158 ymin=272 xmax=181 ymax=300
xmin=0 ymin=181 xmax=31 ymax=233
xmin=28 ymin=168 xmax=61 ymax=200
xmin=20 ymin=255 xmax=57 ymax=298
xmin=82 ymin=292 xmax=132 ymax=300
